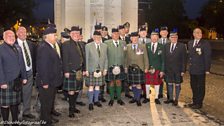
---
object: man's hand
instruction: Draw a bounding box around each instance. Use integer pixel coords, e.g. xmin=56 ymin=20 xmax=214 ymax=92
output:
xmin=206 ymin=71 xmax=210 ymax=74
xmin=43 ymin=84 xmax=49 ymax=89
xmin=125 ymin=68 xmax=128 ymax=73
xmin=159 ymin=72 xmax=164 ymax=78
xmin=144 ymin=69 xmax=148 ymax=73
xmin=103 ymin=70 xmax=107 ymax=76
xmin=22 ymin=79 xmax=27 ymax=85
xmin=86 ymin=71 xmax=89 ymax=77
xmin=0 ymin=84 xmax=7 ymax=89
xmin=181 ymin=72 xmax=184 ymax=76
xmin=64 ymin=73 xmax=70 ymax=78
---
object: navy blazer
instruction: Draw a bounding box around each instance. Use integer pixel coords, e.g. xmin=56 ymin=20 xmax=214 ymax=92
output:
xmin=0 ymin=42 xmax=27 ymax=84
xmin=188 ymin=39 xmax=211 ymax=75
xmin=36 ymin=41 xmax=63 ymax=88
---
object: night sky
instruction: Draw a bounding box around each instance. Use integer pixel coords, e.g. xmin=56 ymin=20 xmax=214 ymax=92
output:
xmin=33 ymin=0 xmax=209 ymax=21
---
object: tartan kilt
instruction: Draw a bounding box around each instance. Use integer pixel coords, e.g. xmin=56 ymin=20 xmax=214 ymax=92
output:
xmin=0 ymin=81 xmax=21 ymax=106
xmin=105 ymin=66 xmax=126 ymax=82
xmin=145 ymin=70 xmax=162 ymax=85
xmin=127 ymin=69 xmax=145 ymax=85
xmin=85 ymin=72 xmax=105 ymax=86
xmin=165 ymin=72 xmax=183 ymax=84
xmin=63 ymin=72 xmax=83 ymax=91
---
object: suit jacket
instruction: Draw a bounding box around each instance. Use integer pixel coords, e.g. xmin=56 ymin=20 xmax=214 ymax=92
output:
xmin=188 ymin=39 xmax=211 ymax=75
xmin=36 ymin=41 xmax=63 ymax=88
xmin=139 ymin=37 xmax=151 ymax=44
xmin=146 ymin=43 xmax=164 ymax=71
xmin=164 ymin=42 xmax=187 ymax=74
xmin=104 ymin=39 xmax=126 ymax=67
xmin=62 ymin=40 xmax=86 ymax=73
xmin=0 ymin=43 xmax=27 ymax=84
xmin=125 ymin=43 xmax=149 ymax=71
xmin=85 ymin=42 xmax=108 ymax=72
xmin=158 ymin=38 xmax=170 ymax=45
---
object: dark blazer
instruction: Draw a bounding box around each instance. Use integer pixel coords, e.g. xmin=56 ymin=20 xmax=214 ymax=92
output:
xmin=164 ymin=42 xmax=187 ymax=74
xmin=36 ymin=41 xmax=63 ymax=88
xmin=188 ymin=39 xmax=211 ymax=75
xmin=61 ymin=40 xmax=86 ymax=73
xmin=0 ymin=43 xmax=27 ymax=84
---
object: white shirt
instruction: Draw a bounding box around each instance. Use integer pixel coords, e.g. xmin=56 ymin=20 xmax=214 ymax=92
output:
xmin=113 ymin=40 xmax=119 ymax=47
xmin=95 ymin=42 xmax=100 ymax=49
xmin=193 ymin=39 xmax=200 ymax=47
xmin=161 ymin=38 xmax=167 ymax=44
xmin=17 ymin=38 xmax=32 ymax=71
xmin=151 ymin=42 xmax=158 ymax=53
xmin=170 ymin=43 xmax=177 ymax=52
xmin=132 ymin=44 xmax=138 ymax=50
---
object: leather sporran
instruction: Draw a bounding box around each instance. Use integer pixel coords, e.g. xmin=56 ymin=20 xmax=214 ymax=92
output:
xmin=112 ymin=66 xmax=121 ymax=75
xmin=93 ymin=70 xmax=102 ymax=78
xmin=76 ymin=70 xmax=83 ymax=81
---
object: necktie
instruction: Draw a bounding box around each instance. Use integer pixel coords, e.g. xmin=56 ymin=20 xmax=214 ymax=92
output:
xmin=152 ymin=44 xmax=155 ymax=53
xmin=23 ymin=42 xmax=31 ymax=67
xmin=171 ymin=44 xmax=175 ymax=53
xmin=142 ymin=38 xmax=145 ymax=44
xmin=115 ymin=41 xmax=118 ymax=47
xmin=194 ymin=40 xmax=198 ymax=47
xmin=97 ymin=44 xmax=100 ymax=57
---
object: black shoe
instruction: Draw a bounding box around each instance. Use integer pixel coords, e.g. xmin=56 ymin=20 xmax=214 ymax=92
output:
xmin=136 ymin=101 xmax=142 ymax=106
xmin=155 ymin=99 xmax=161 ymax=104
xmin=164 ymin=100 xmax=173 ymax=104
xmin=94 ymin=102 xmax=103 ymax=107
xmin=142 ymin=99 xmax=150 ymax=103
xmin=172 ymin=100 xmax=178 ymax=106
xmin=108 ymin=100 xmax=114 ymax=106
xmin=89 ymin=103 xmax=94 ymax=111
xmin=74 ymin=108 xmax=80 ymax=113
xmin=100 ymin=97 xmax=107 ymax=102
xmin=51 ymin=110 xmax=61 ymax=116
xmin=191 ymin=104 xmax=202 ymax=109
xmin=125 ymin=94 xmax=133 ymax=99
xmin=158 ymin=94 xmax=163 ymax=99
xmin=117 ymin=99 xmax=125 ymax=106
xmin=22 ymin=113 xmax=36 ymax=119
xmin=188 ymin=103 xmax=196 ymax=108
xmin=51 ymin=117 xmax=59 ymax=123
xmin=76 ymin=101 xmax=86 ymax=106
xmin=69 ymin=113 xmax=75 ymax=118
xmin=114 ymin=96 xmax=117 ymax=100
xmin=129 ymin=99 xmax=136 ymax=104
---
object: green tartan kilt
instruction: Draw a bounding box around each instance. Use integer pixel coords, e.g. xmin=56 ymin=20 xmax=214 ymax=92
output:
xmin=85 ymin=72 xmax=105 ymax=86
xmin=127 ymin=69 xmax=145 ymax=85
xmin=105 ymin=66 xmax=126 ymax=82
xmin=0 ymin=81 xmax=22 ymax=106
xmin=63 ymin=72 xmax=83 ymax=91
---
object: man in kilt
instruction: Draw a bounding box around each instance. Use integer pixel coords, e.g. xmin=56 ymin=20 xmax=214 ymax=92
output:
xmin=163 ymin=31 xmax=187 ymax=106
xmin=104 ymin=28 xmax=126 ymax=106
xmin=62 ymin=26 xmax=86 ymax=117
xmin=0 ymin=30 xmax=27 ymax=124
xmin=125 ymin=32 xmax=149 ymax=106
xmin=85 ymin=31 xmax=108 ymax=110
xmin=145 ymin=30 xmax=165 ymax=104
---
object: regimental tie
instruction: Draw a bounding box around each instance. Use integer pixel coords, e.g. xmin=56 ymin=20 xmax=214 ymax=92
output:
xmin=97 ymin=44 xmax=101 ymax=57
xmin=170 ymin=43 xmax=175 ymax=53
xmin=142 ymin=38 xmax=145 ymax=44
xmin=152 ymin=43 xmax=155 ymax=53
xmin=23 ymin=42 xmax=31 ymax=67
xmin=115 ymin=41 xmax=118 ymax=47
xmin=133 ymin=44 xmax=136 ymax=52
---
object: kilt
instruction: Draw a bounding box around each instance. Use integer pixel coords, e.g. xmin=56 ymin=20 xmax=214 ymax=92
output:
xmin=0 ymin=81 xmax=21 ymax=106
xmin=165 ymin=72 xmax=183 ymax=84
xmin=63 ymin=72 xmax=83 ymax=91
xmin=145 ymin=70 xmax=162 ymax=85
xmin=85 ymin=72 xmax=105 ymax=86
xmin=105 ymin=66 xmax=126 ymax=82
xmin=127 ymin=68 xmax=145 ymax=85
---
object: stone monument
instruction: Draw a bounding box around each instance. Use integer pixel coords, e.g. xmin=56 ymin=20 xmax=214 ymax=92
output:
xmin=54 ymin=0 xmax=138 ymax=40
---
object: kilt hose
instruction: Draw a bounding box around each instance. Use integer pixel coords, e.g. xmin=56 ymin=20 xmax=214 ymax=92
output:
xmin=63 ymin=72 xmax=83 ymax=91
xmin=145 ymin=70 xmax=163 ymax=85
xmin=85 ymin=72 xmax=105 ymax=86
xmin=127 ymin=69 xmax=145 ymax=85
xmin=0 ymin=81 xmax=21 ymax=106
xmin=105 ymin=66 xmax=126 ymax=82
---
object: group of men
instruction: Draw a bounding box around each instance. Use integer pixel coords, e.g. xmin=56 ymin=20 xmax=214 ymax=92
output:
xmin=0 ymin=22 xmax=211 ymax=126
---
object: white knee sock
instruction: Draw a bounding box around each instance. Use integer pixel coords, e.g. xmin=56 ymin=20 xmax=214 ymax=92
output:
xmin=145 ymin=85 xmax=150 ymax=99
xmin=155 ymin=85 xmax=160 ymax=99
